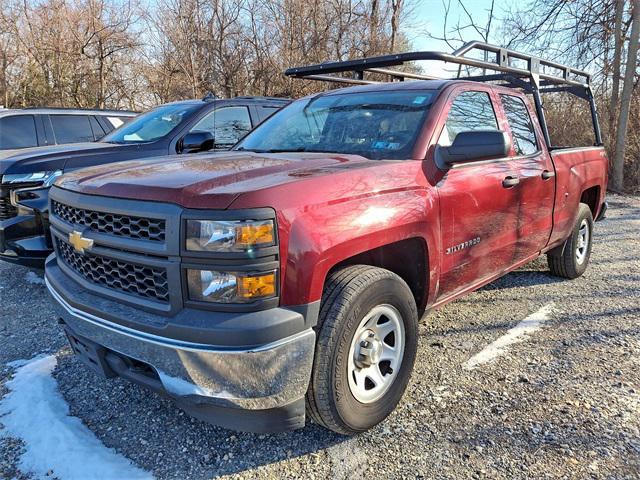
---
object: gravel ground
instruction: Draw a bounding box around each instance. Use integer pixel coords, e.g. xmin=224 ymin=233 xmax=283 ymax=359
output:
xmin=1 ymin=194 xmax=639 ymax=479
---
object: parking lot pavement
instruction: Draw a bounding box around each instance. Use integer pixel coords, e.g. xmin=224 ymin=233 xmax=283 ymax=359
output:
xmin=1 ymin=194 xmax=639 ymax=480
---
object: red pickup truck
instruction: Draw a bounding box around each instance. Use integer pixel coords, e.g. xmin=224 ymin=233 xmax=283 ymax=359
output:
xmin=44 ymin=42 xmax=607 ymax=434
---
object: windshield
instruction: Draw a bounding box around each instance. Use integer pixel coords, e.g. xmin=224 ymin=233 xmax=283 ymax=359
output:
xmin=102 ymin=103 xmax=200 ymax=144
xmin=235 ymin=90 xmax=435 ymax=160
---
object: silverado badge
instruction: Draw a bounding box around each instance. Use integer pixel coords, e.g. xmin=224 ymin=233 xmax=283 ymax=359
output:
xmin=445 ymin=236 xmax=481 ymax=255
xmin=68 ymin=231 xmax=94 ymax=254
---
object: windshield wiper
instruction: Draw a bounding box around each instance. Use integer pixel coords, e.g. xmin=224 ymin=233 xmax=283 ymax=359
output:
xmin=236 ymin=146 xmax=351 ymax=155
xmin=235 ymin=147 xmax=308 ymax=153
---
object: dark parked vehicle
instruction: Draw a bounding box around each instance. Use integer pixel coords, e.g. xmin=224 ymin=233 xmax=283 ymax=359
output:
xmin=0 ymin=108 xmax=136 ymax=150
xmin=44 ymin=42 xmax=607 ymax=434
xmin=0 ymin=96 xmax=289 ymax=267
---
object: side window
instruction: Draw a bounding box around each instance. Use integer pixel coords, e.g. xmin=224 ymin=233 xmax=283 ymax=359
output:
xmin=438 ymin=91 xmax=498 ymax=146
xmin=500 ymin=94 xmax=538 ymax=155
xmin=90 ymin=116 xmax=107 ymax=139
xmin=258 ymin=106 xmax=281 ymax=123
xmin=50 ymin=115 xmax=95 ymax=143
xmin=191 ymin=106 xmax=252 ymax=148
xmin=0 ymin=115 xmax=38 ymax=149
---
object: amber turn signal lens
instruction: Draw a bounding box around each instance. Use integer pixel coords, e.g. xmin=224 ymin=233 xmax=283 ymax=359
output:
xmin=238 ymin=272 xmax=276 ymax=299
xmin=236 ymin=223 xmax=274 ymax=248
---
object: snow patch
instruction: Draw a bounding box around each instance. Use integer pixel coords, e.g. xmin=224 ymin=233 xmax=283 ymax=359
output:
xmin=6 ymin=354 xmax=48 ymax=368
xmin=0 ymin=355 xmax=153 ymax=480
xmin=462 ymin=303 xmax=555 ymax=370
xmin=157 ymin=370 xmax=235 ymax=399
xmin=25 ymin=271 xmax=45 ymax=286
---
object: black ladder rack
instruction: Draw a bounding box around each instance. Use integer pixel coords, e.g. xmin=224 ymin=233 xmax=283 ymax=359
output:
xmin=284 ymin=41 xmax=602 ymax=147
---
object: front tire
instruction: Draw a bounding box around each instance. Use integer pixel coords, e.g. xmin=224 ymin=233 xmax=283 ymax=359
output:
xmin=306 ymin=265 xmax=418 ymax=435
xmin=547 ymin=203 xmax=594 ymax=279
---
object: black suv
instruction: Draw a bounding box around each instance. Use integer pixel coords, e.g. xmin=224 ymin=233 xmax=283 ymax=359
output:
xmin=0 ymin=96 xmax=289 ymax=267
xmin=0 ymin=108 xmax=136 ymax=150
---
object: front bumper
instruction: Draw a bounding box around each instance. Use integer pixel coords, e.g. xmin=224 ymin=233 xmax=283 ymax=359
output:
xmin=0 ymin=184 xmax=52 ymax=267
xmin=45 ymin=256 xmax=317 ymax=433
xmin=0 ymin=214 xmax=50 ymax=267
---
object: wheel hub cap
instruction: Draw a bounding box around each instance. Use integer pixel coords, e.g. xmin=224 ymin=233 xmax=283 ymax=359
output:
xmin=355 ymin=330 xmax=383 ymax=368
xmin=576 ymin=218 xmax=590 ymax=264
xmin=347 ymin=304 xmax=406 ymax=404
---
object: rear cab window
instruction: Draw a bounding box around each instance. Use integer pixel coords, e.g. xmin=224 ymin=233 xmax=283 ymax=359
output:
xmin=500 ymin=94 xmax=539 ymax=155
xmin=50 ymin=115 xmax=95 ymax=143
xmin=0 ymin=115 xmax=39 ymax=149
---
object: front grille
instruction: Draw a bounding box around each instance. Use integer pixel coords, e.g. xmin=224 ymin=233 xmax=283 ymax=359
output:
xmin=52 ymin=200 xmax=166 ymax=242
xmin=56 ymin=238 xmax=169 ymax=302
xmin=0 ymin=194 xmax=17 ymax=220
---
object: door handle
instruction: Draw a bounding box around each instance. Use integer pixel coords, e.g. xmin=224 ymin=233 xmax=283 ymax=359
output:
xmin=502 ymin=176 xmax=520 ymax=188
xmin=541 ymin=170 xmax=555 ymax=180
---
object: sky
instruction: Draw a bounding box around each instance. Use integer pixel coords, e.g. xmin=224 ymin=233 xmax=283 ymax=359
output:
xmin=408 ymin=0 xmax=512 ymax=50
xmin=403 ymin=0 xmax=514 ymax=77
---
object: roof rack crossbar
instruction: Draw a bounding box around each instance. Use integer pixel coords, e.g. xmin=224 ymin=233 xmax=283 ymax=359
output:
xmin=285 ymin=41 xmax=591 ymax=90
xmin=299 ymin=74 xmax=379 ymax=85
xmin=366 ymin=67 xmax=443 ymax=81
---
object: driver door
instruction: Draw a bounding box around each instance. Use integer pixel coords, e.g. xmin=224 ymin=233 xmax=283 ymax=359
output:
xmin=435 ymin=87 xmax=522 ymax=300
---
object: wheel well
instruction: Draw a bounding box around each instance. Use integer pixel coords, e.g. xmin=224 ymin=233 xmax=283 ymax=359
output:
xmin=580 ymin=186 xmax=600 ymax=217
xmin=330 ymin=238 xmax=429 ymax=314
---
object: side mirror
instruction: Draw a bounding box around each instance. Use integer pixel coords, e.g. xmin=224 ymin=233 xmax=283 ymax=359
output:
xmin=181 ymin=131 xmax=214 ymax=153
xmin=435 ymin=130 xmax=510 ymax=170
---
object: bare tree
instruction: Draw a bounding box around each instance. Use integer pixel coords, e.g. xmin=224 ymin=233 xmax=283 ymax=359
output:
xmin=501 ymin=0 xmax=640 ymax=191
xmin=427 ymin=0 xmax=496 ymax=48
xmin=612 ymin=0 xmax=640 ymax=191
xmin=609 ymin=0 xmax=624 ymax=138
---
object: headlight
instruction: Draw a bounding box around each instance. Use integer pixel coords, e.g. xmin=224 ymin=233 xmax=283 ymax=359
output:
xmin=185 ymin=219 xmax=275 ymax=252
xmin=186 ymin=269 xmax=277 ymax=303
xmin=1 ymin=170 xmax=63 ymax=187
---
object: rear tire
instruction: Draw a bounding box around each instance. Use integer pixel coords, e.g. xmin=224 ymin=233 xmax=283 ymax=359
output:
xmin=306 ymin=265 xmax=418 ymax=435
xmin=547 ymin=203 xmax=593 ymax=279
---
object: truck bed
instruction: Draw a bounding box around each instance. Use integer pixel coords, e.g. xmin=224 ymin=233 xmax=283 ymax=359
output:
xmin=548 ymin=146 xmax=608 ymax=247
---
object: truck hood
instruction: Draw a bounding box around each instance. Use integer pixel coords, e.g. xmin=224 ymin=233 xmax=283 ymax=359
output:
xmin=55 ymin=151 xmax=377 ymax=209
xmin=0 ymin=142 xmax=142 ymax=176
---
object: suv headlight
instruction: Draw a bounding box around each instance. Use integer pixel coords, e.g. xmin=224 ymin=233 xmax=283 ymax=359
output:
xmin=185 ymin=219 xmax=275 ymax=252
xmin=186 ymin=269 xmax=277 ymax=303
xmin=1 ymin=170 xmax=63 ymax=187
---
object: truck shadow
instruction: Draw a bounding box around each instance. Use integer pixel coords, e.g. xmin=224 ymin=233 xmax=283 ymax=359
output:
xmin=479 ymin=269 xmax=566 ymax=291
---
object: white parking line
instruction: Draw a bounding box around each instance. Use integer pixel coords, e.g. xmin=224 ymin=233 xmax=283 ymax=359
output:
xmin=462 ymin=303 xmax=555 ymax=370
xmin=0 ymin=355 xmax=153 ymax=480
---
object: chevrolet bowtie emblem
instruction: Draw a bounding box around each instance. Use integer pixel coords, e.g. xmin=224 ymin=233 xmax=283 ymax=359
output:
xmin=68 ymin=231 xmax=94 ymax=254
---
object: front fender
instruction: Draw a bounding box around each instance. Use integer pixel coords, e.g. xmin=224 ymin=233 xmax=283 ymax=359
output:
xmin=278 ymin=188 xmax=440 ymax=306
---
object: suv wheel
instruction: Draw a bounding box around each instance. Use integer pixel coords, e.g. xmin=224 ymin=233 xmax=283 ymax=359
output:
xmin=547 ymin=203 xmax=594 ymax=279
xmin=306 ymin=265 xmax=418 ymax=435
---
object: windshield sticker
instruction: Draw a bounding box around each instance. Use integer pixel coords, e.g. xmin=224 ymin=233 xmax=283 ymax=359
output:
xmin=372 ymin=141 xmax=401 ymax=150
xmin=413 ymin=96 xmax=428 ymax=104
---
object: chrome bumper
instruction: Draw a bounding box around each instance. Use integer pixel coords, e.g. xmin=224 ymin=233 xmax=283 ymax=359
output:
xmin=46 ymin=278 xmax=316 ymax=411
